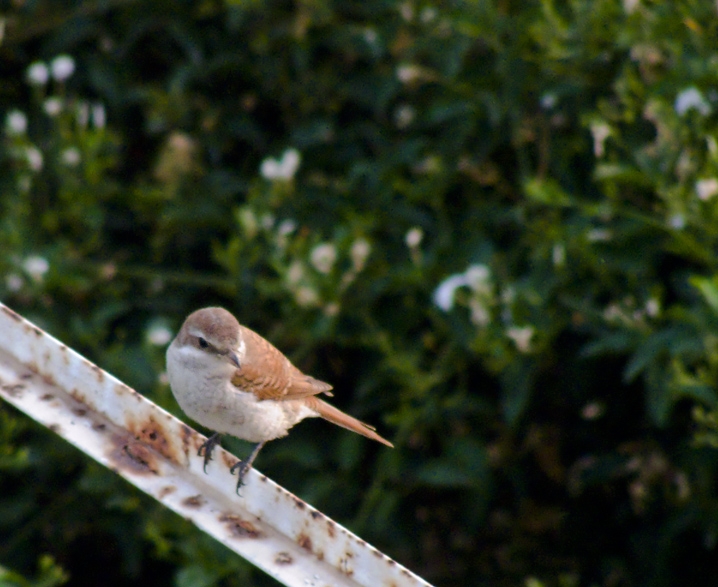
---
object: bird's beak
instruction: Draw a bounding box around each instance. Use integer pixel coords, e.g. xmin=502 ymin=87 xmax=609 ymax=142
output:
xmin=226 ymin=351 xmax=241 ymax=368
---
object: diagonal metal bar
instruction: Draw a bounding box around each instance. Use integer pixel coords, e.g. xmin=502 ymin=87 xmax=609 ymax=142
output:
xmin=0 ymin=302 xmax=432 ymax=587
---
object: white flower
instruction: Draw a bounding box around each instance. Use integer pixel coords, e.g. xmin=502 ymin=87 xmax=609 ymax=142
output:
xmin=394 ymin=104 xmax=415 ymax=129
xmin=146 ymin=324 xmax=172 ymax=346
xmin=581 ymin=401 xmax=605 ymax=420
xmin=420 ymin=6 xmax=437 ymax=22
xmin=260 ymin=148 xmax=301 ymax=180
xmin=238 ymin=207 xmax=258 ymax=238
xmin=25 ymin=146 xmax=43 ymax=172
xmin=413 ymin=155 xmax=441 ymax=175
xmin=468 ymin=298 xmax=491 ymax=326
xmin=603 ymin=303 xmax=624 ymax=323
xmin=433 ymin=274 xmax=469 ymax=311
xmin=465 ymin=264 xmax=491 ymax=293
xmin=43 ymin=97 xmax=63 ymax=117
xmin=50 ymin=55 xmax=75 ymax=81
xmin=6 ymin=110 xmax=27 ymax=136
xmin=23 ymin=256 xmax=49 ymax=281
xmin=434 ymin=264 xmax=494 ymax=313
xmin=591 ymin=122 xmax=611 ymax=157
xmin=506 ymin=326 xmax=534 ymax=353
xmin=92 ymin=103 xmax=106 ymax=128
xmin=310 ymin=243 xmax=337 ymax=274
xmin=350 ymin=238 xmax=371 ymax=271
xmin=586 ymin=228 xmax=612 ymax=242
xmin=5 ymin=273 xmax=24 ymax=292
xmin=540 ymin=92 xmax=558 ymax=110
xmin=668 ymin=214 xmax=686 ymax=230
xmin=623 ymin=0 xmax=640 ymax=13
xmin=61 ymin=147 xmax=81 ymax=166
xmin=399 ymin=1 xmax=414 ymax=21
xmin=287 ymin=260 xmax=305 ymax=285
xmin=260 ymin=213 xmax=275 ymax=230
xmin=552 ymin=243 xmax=566 ymax=267
xmin=295 ymin=285 xmax=319 ymax=307
xmin=645 ymin=298 xmax=660 ymax=317
xmin=363 ymin=27 xmax=378 ymax=44
xmin=26 ymin=62 xmax=49 ymax=85
xmin=276 ymin=219 xmax=297 ymax=249
xmin=500 ymin=286 xmax=515 ymax=305
xmin=324 ymin=302 xmax=340 ymax=317
xmin=675 ymin=87 xmax=711 ymax=116
xmin=696 ymin=178 xmax=718 ymax=201
xmin=405 ymin=227 xmax=424 ymax=248
xmin=277 ymin=219 xmax=297 ymax=236
xmin=76 ymin=101 xmax=90 ymax=127
xmin=397 ymin=64 xmax=423 ymax=84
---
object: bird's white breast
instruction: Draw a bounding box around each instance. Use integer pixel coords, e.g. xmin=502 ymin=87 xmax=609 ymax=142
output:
xmin=166 ymin=341 xmax=316 ymax=443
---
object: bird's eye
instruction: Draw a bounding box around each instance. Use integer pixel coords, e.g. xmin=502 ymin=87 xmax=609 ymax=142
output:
xmin=198 ymin=337 xmax=209 ymax=349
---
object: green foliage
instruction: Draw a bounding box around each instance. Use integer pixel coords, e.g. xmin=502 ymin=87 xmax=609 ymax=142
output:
xmin=2 ymin=1 xmax=718 ymax=586
xmin=0 ymin=555 xmax=68 ymax=587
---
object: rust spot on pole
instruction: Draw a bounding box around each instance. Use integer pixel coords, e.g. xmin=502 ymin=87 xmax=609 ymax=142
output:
xmin=340 ymin=552 xmax=355 ymax=576
xmin=274 ymin=551 xmax=293 ymax=565
xmin=157 ymin=486 xmax=176 ymax=499
xmin=1 ymin=383 xmax=26 ymax=397
xmin=219 ymin=513 xmax=262 ymax=539
xmin=126 ymin=415 xmax=178 ymax=463
xmin=220 ymin=450 xmax=236 ymax=469
xmin=182 ymin=494 xmax=206 ymax=508
xmin=90 ymin=364 xmax=104 ymax=382
xmin=1 ymin=306 xmax=21 ymax=321
xmin=109 ymin=435 xmax=159 ymax=475
xmin=297 ymin=533 xmax=313 ymax=553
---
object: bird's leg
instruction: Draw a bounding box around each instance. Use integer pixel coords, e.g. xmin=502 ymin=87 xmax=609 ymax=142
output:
xmin=198 ymin=432 xmax=222 ymax=474
xmin=230 ymin=441 xmax=266 ymax=493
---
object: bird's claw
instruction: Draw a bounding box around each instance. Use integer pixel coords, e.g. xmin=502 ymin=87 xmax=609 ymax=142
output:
xmin=198 ymin=432 xmax=221 ymax=474
xmin=230 ymin=459 xmax=251 ymax=494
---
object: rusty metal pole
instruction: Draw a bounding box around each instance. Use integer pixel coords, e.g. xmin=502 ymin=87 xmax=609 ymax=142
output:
xmin=0 ymin=302 xmax=433 ymax=587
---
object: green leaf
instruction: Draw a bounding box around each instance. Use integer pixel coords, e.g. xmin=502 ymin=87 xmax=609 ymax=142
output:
xmin=624 ymin=329 xmax=680 ymax=383
xmin=415 ymin=460 xmax=475 ymax=488
xmin=522 ymin=177 xmax=573 ymax=206
xmin=676 ymin=384 xmax=718 ymax=408
xmin=500 ymin=358 xmax=537 ymax=426
xmin=175 ymin=565 xmax=219 ymax=587
xmin=593 ymin=163 xmax=653 ymax=187
xmin=690 ymin=275 xmax=718 ymax=315
xmin=581 ymin=331 xmax=636 ymax=358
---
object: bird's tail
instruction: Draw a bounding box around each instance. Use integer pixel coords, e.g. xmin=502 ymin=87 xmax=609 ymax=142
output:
xmin=305 ymin=396 xmax=394 ymax=448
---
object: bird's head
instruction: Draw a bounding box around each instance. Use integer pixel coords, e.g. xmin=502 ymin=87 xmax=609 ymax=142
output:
xmin=174 ymin=306 xmax=243 ymax=368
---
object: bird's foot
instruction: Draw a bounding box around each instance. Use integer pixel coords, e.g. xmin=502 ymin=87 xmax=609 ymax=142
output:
xmin=229 ymin=441 xmax=266 ymax=495
xmin=198 ymin=432 xmax=221 ymax=474
xmin=230 ymin=459 xmax=251 ymax=494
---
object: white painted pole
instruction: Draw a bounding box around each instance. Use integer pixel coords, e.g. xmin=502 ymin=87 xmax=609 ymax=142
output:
xmin=0 ymin=302 xmax=432 ymax=587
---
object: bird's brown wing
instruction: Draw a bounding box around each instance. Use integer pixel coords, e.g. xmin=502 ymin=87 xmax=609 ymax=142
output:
xmin=230 ymin=325 xmax=333 ymax=400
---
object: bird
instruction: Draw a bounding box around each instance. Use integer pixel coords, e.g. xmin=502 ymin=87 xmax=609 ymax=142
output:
xmin=166 ymin=306 xmax=393 ymax=493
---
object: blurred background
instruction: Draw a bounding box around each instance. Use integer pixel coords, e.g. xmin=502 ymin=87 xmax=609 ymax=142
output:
xmin=3 ymin=1 xmax=718 ymax=586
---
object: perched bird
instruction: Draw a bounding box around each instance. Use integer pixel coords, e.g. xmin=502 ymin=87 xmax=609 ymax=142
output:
xmin=166 ymin=307 xmax=393 ymax=492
